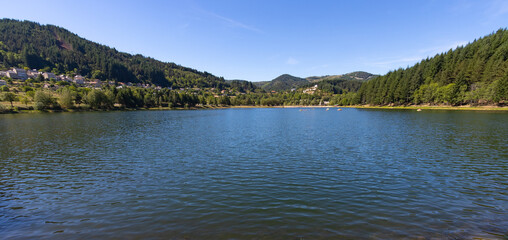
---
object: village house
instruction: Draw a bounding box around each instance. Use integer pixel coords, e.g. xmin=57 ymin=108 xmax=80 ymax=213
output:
xmin=58 ymin=74 xmax=73 ymax=82
xmin=27 ymin=69 xmax=41 ymax=79
xmin=0 ymin=80 xmax=6 ymax=86
xmin=6 ymin=70 xmax=17 ymax=79
xmin=0 ymin=71 xmax=6 ymax=77
xmin=303 ymin=84 xmax=318 ymax=94
xmin=87 ymin=79 xmax=102 ymax=88
xmin=43 ymin=72 xmax=57 ymax=80
xmin=73 ymin=75 xmax=85 ymax=84
xmin=13 ymin=68 xmax=28 ymax=80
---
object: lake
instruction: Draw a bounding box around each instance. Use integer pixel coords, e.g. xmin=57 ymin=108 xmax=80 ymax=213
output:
xmin=1 ymin=108 xmax=507 ymax=239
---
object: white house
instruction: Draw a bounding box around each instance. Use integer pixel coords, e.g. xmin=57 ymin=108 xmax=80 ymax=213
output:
xmin=303 ymin=84 xmax=318 ymax=94
xmin=6 ymin=70 xmax=17 ymax=79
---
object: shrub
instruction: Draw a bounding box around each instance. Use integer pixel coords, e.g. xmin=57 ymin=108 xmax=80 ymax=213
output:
xmin=34 ymin=90 xmax=56 ymax=110
xmin=58 ymin=89 xmax=75 ymax=109
xmin=84 ymin=89 xmax=113 ymax=109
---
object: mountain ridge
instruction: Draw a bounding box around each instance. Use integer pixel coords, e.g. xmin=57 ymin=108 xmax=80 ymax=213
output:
xmin=254 ymin=71 xmax=378 ymax=91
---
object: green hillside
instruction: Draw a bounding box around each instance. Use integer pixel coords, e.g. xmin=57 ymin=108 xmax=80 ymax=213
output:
xmin=257 ymin=71 xmax=377 ymax=92
xmin=307 ymin=71 xmax=378 ymax=82
xmin=0 ymin=19 xmax=226 ymax=88
xmin=355 ymin=29 xmax=508 ymax=105
xmin=304 ymin=79 xmax=364 ymax=94
xmin=256 ymin=74 xmax=308 ymax=91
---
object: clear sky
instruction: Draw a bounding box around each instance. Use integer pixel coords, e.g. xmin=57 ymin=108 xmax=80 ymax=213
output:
xmin=1 ymin=0 xmax=507 ymax=81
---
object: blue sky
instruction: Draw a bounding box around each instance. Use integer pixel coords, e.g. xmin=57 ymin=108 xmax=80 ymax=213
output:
xmin=1 ymin=0 xmax=507 ymax=81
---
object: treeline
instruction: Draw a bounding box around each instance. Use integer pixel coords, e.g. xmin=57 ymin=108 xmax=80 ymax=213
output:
xmin=0 ymin=19 xmax=226 ymax=88
xmin=226 ymin=80 xmax=259 ymax=93
xmin=303 ymin=79 xmax=363 ymax=94
xmin=1 ymin=84 xmax=335 ymax=112
xmin=354 ymin=29 xmax=508 ymax=105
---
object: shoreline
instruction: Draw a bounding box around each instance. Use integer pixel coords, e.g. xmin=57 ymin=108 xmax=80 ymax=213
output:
xmin=227 ymin=105 xmax=508 ymax=111
xmin=1 ymin=104 xmax=507 ymax=114
xmin=339 ymin=105 xmax=508 ymax=111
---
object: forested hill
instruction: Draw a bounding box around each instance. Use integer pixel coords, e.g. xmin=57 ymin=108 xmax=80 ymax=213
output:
xmin=355 ymin=29 xmax=508 ymax=105
xmin=256 ymin=72 xmax=378 ymax=91
xmin=0 ymin=19 xmax=226 ymax=88
xmin=307 ymin=71 xmax=378 ymax=82
xmin=255 ymin=74 xmax=308 ymax=91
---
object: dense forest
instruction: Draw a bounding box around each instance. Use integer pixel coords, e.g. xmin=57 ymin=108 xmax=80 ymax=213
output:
xmin=255 ymin=72 xmax=378 ymax=91
xmin=0 ymin=19 xmax=227 ymax=88
xmin=354 ymin=29 xmax=508 ymax=105
xmin=307 ymin=71 xmax=378 ymax=82
xmin=305 ymin=79 xmax=363 ymax=95
xmin=254 ymin=74 xmax=309 ymax=91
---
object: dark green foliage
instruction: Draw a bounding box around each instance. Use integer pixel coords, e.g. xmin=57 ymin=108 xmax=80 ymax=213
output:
xmin=1 ymin=92 xmax=17 ymax=107
xmin=116 ymin=88 xmax=139 ymax=108
xmin=0 ymin=19 xmax=226 ymax=88
xmin=34 ymin=90 xmax=57 ymax=110
xmin=304 ymin=79 xmax=363 ymax=94
xmin=58 ymin=88 xmax=74 ymax=109
xmin=355 ymin=29 xmax=508 ymax=105
xmin=226 ymin=80 xmax=258 ymax=93
xmin=84 ymin=89 xmax=114 ymax=109
xmin=257 ymin=72 xmax=378 ymax=92
xmin=257 ymin=74 xmax=308 ymax=91
xmin=307 ymin=71 xmax=378 ymax=82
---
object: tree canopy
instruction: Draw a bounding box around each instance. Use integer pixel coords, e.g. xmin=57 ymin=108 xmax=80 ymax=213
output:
xmin=0 ymin=19 xmax=226 ymax=89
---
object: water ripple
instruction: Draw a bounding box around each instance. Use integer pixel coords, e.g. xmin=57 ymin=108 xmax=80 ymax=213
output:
xmin=1 ymin=109 xmax=507 ymax=239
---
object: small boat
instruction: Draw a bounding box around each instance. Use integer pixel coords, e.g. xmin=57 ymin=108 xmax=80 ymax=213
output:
xmin=417 ymin=109 xmax=422 ymax=112
xmin=326 ymin=108 xmax=329 ymax=111
xmin=337 ymin=108 xmax=342 ymax=111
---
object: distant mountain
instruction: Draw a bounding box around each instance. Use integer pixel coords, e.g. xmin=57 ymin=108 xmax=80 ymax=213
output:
xmin=255 ymin=74 xmax=308 ymax=91
xmin=307 ymin=71 xmax=378 ymax=82
xmin=256 ymin=71 xmax=378 ymax=91
xmin=0 ymin=19 xmax=226 ymax=88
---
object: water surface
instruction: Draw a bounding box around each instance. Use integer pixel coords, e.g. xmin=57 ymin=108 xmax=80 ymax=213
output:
xmin=1 ymin=108 xmax=507 ymax=239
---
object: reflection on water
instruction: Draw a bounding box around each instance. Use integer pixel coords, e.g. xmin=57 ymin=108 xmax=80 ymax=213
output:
xmin=1 ymin=109 xmax=507 ymax=239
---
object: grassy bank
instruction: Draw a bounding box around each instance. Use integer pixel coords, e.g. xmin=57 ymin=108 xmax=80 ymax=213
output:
xmin=340 ymin=105 xmax=508 ymax=111
xmin=2 ymin=101 xmax=508 ymax=114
